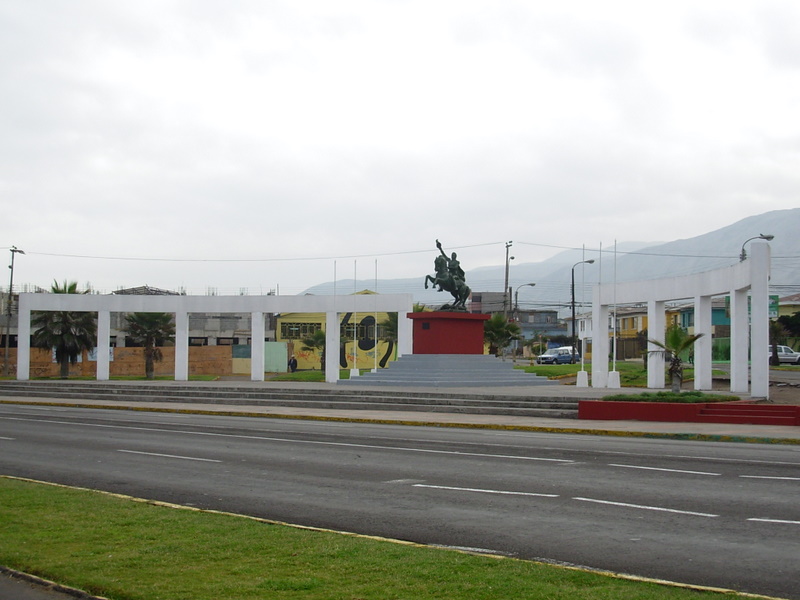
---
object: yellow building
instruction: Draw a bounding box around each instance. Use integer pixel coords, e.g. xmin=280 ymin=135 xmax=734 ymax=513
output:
xmin=276 ymin=291 xmax=397 ymax=370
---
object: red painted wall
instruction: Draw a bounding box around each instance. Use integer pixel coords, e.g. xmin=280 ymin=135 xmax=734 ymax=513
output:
xmin=407 ymin=312 xmax=490 ymax=354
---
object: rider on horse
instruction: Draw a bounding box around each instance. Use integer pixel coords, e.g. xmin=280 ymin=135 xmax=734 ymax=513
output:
xmin=424 ymin=240 xmax=471 ymax=310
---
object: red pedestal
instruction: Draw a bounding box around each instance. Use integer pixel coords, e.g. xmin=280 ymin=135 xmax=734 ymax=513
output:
xmin=407 ymin=311 xmax=490 ymax=355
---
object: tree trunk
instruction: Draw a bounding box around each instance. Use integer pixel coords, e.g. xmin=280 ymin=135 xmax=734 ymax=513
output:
xmin=671 ymin=373 xmax=682 ymax=393
xmin=59 ymin=358 xmax=70 ymax=379
xmin=145 ymin=356 xmax=155 ymax=380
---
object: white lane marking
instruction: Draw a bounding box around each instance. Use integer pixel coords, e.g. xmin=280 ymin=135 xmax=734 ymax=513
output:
xmin=609 ymin=464 xmax=721 ymax=476
xmin=573 ymin=497 xmax=718 ymax=518
xmin=740 ymin=475 xmax=800 ymax=481
xmin=1 ymin=417 xmax=573 ymax=463
xmin=0 ymin=436 xmax=15 ymax=440
xmin=748 ymin=518 xmax=800 ymax=525
xmin=414 ymin=484 xmax=559 ymax=498
xmin=117 ymin=449 xmax=221 ymax=463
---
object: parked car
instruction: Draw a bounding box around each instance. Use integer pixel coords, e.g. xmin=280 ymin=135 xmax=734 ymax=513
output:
xmin=536 ymin=346 xmax=580 ymax=365
xmin=769 ymin=345 xmax=800 ymax=365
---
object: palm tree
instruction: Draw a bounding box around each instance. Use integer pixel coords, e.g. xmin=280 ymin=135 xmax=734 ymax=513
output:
xmin=31 ymin=280 xmax=97 ymax=379
xmin=379 ymin=304 xmax=428 ymax=343
xmin=300 ymin=329 xmax=326 ymax=370
xmin=483 ymin=313 xmax=521 ymax=357
xmin=769 ymin=319 xmax=787 ymax=367
xmin=648 ymin=324 xmax=704 ymax=392
xmin=379 ymin=312 xmax=398 ymax=344
xmin=123 ymin=312 xmax=176 ymax=379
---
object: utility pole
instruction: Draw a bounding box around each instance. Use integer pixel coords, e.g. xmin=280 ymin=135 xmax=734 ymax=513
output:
xmin=3 ymin=246 xmax=24 ymax=377
xmin=503 ymin=241 xmax=513 ymax=317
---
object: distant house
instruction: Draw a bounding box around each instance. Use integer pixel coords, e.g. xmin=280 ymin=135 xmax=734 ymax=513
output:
xmin=778 ymin=293 xmax=800 ymax=318
xmin=576 ymin=298 xmax=733 ymax=361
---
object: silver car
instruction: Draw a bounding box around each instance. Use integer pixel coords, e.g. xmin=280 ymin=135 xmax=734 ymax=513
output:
xmin=769 ymin=345 xmax=800 ymax=365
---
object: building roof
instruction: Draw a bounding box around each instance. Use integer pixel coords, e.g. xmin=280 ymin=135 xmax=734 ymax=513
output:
xmin=112 ymin=285 xmax=182 ymax=296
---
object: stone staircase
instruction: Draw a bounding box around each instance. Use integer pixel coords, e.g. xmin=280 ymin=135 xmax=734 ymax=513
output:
xmin=0 ymin=379 xmax=579 ymax=419
xmin=339 ymin=354 xmax=550 ymax=388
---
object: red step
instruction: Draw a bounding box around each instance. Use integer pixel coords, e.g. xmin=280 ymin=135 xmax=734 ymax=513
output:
xmin=697 ymin=404 xmax=800 ymax=426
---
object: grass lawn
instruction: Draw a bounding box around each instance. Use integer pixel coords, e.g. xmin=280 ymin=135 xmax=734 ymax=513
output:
xmin=0 ymin=477 xmax=747 ymax=600
xmin=269 ymin=369 xmax=373 ymax=382
xmin=521 ymin=362 xmax=728 ymax=388
xmin=601 ymin=390 xmax=741 ymax=403
xmin=520 ymin=362 xmax=647 ymax=384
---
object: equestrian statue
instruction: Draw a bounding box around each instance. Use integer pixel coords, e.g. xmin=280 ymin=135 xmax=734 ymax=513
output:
xmin=424 ymin=239 xmax=471 ymax=311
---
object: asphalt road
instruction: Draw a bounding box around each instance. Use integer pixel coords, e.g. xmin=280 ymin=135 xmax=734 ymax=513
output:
xmin=1 ymin=404 xmax=798 ymax=599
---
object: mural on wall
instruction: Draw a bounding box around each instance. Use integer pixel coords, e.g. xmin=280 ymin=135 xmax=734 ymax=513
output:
xmin=276 ymin=302 xmax=399 ymax=371
xmin=338 ymin=312 xmax=395 ymax=369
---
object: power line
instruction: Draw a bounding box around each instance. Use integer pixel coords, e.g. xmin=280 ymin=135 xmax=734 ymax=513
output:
xmin=14 ymin=240 xmax=800 ymax=265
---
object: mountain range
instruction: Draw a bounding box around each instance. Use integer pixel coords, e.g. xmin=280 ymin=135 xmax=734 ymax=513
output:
xmin=304 ymin=208 xmax=800 ymax=314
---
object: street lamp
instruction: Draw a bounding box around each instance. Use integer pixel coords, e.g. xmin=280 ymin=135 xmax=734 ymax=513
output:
xmin=739 ymin=234 xmax=774 ymax=262
xmin=3 ymin=246 xmax=25 ymax=377
xmin=503 ymin=241 xmax=513 ymax=316
xmin=514 ymin=283 xmax=536 ymax=316
xmin=571 ymin=259 xmax=594 ymax=362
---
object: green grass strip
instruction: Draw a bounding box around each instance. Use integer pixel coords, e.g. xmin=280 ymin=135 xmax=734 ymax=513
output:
xmin=0 ymin=477 xmax=775 ymax=600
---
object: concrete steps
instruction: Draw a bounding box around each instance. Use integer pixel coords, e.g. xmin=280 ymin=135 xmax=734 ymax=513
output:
xmin=339 ymin=354 xmax=550 ymax=388
xmin=0 ymin=380 xmax=579 ymax=419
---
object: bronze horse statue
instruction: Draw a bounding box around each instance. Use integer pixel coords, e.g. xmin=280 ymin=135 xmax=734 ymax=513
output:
xmin=424 ymin=247 xmax=471 ymax=311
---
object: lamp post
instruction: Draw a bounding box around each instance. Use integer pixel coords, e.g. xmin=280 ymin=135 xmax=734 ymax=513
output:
xmin=571 ymin=259 xmax=594 ymax=363
xmin=739 ymin=234 xmax=774 ymax=262
xmin=3 ymin=246 xmax=24 ymax=377
xmin=503 ymin=241 xmax=513 ymax=316
xmin=514 ymin=283 xmax=536 ymax=317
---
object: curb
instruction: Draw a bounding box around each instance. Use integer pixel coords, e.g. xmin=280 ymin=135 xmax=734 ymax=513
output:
xmin=2 ymin=399 xmax=798 ymax=445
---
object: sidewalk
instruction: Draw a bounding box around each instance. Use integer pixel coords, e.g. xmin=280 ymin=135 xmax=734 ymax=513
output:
xmin=3 ymin=380 xmax=798 ymax=444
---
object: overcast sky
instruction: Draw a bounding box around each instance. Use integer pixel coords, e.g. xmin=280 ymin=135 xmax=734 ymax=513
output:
xmin=2 ymin=0 xmax=799 ymax=296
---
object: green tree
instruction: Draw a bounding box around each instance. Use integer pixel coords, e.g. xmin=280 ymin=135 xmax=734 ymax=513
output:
xmin=769 ymin=319 xmax=788 ymax=366
xmin=301 ymin=329 xmax=326 ymax=370
xmin=378 ymin=304 xmax=427 ymax=345
xmin=123 ymin=312 xmax=176 ymax=379
xmin=483 ymin=313 xmax=521 ymax=357
xmin=777 ymin=311 xmax=800 ymax=338
xmin=648 ymin=324 xmax=703 ymax=393
xmin=31 ymin=280 xmax=97 ymax=379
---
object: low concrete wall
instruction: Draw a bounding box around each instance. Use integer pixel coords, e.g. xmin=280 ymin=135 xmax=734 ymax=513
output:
xmin=5 ymin=347 xmax=232 ymax=378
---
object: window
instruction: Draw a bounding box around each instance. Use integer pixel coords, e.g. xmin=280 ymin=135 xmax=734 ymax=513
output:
xmin=216 ymin=337 xmax=239 ymax=346
xmin=189 ymin=337 xmax=208 ymax=346
xmin=340 ymin=322 xmax=373 ymax=339
xmin=281 ymin=322 xmax=322 ymax=339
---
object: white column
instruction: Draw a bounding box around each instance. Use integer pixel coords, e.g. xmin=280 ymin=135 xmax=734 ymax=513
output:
xmin=398 ymin=309 xmax=414 ymax=357
xmin=325 ymin=311 xmax=340 ymax=383
xmin=96 ymin=310 xmax=111 ymax=381
xmin=647 ymin=300 xmax=666 ymax=389
xmin=729 ymin=288 xmax=749 ymax=393
xmin=749 ymin=241 xmax=770 ymax=398
xmin=250 ymin=311 xmax=265 ymax=381
xmin=591 ymin=292 xmax=609 ymax=388
xmin=693 ymin=296 xmax=712 ymax=391
xmin=16 ymin=295 xmax=30 ymax=380
xmin=175 ymin=311 xmax=189 ymax=381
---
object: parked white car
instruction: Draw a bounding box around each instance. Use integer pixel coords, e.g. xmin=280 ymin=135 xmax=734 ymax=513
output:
xmin=769 ymin=345 xmax=800 ymax=365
